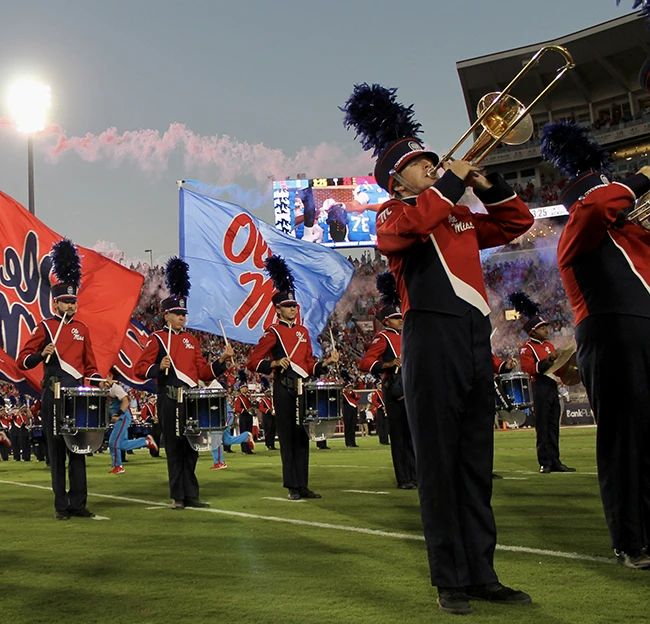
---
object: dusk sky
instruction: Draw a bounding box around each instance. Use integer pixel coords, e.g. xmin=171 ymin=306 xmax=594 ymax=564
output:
xmin=0 ymin=0 xmax=635 ymax=263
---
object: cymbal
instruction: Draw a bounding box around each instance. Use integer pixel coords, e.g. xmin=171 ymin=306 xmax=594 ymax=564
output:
xmin=544 ymin=343 xmax=576 ymax=377
xmin=557 ymin=353 xmax=581 ymax=386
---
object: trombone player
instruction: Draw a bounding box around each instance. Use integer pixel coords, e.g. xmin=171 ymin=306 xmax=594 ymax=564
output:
xmin=342 ymin=85 xmax=534 ymax=615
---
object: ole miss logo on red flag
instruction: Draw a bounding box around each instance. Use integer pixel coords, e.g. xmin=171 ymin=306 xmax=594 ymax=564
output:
xmin=0 ymin=190 xmax=144 ymax=394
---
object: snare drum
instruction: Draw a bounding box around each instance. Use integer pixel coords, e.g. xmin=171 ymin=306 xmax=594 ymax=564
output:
xmin=498 ymin=373 xmax=533 ymax=409
xmin=131 ymin=422 xmax=152 ymax=438
xmin=183 ymin=388 xmax=227 ymax=451
xmin=302 ymin=382 xmax=342 ymax=441
xmin=56 ymin=387 xmax=109 ymax=454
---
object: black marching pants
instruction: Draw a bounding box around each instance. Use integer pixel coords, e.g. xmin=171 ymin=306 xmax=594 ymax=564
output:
xmin=402 ymin=309 xmax=498 ymax=588
xmin=376 ymin=407 xmax=389 ymax=445
xmin=239 ymin=411 xmax=253 ymax=453
xmin=11 ymin=425 xmax=31 ymax=461
xmin=263 ymin=413 xmax=276 ymax=449
xmin=342 ymin=403 xmax=358 ymax=447
xmin=42 ymin=388 xmax=88 ymax=514
xmin=384 ymin=392 xmax=416 ymax=486
xmin=273 ymin=381 xmax=309 ymax=490
xmin=577 ymin=315 xmax=650 ymax=552
xmin=158 ymin=392 xmax=199 ymax=502
xmin=532 ymin=376 xmax=561 ymax=468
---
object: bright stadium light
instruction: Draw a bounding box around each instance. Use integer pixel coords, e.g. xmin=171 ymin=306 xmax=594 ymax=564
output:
xmin=7 ymin=80 xmax=52 ymax=215
xmin=7 ymin=81 xmax=51 ymax=133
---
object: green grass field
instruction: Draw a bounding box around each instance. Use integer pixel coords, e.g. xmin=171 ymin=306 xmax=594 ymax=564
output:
xmin=1 ymin=427 xmax=648 ymax=624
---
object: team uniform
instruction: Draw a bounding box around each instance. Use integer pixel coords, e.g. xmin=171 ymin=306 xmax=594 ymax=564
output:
xmin=107 ymin=383 xmax=149 ymax=470
xmin=18 ymin=315 xmax=102 ymax=516
xmin=376 ymin=170 xmax=532 ymax=588
xmin=557 ymin=171 xmax=650 ymax=557
xmin=519 ymin=338 xmax=564 ymax=469
xmin=140 ymin=400 xmax=161 ymax=457
xmin=10 ymin=410 xmax=31 ymax=462
xmin=369 ymin=388 xmax=389 ymax=445
xmin=258 ymin=394 xmax=277 ymax=450
xmin=234 ymin=393 xmax=255 ymax=454
xmin=211 ymin=403 xmax=252 ymax=468
xmin=360 ymin=328 xmax=416 ymax=486
xmin=341 ymin=388 xmax=359 ymax=447
xmin=247 ymin=320 xmax=328 ymax=494
xmin=134 ymin=327 xmax=228 ymax=504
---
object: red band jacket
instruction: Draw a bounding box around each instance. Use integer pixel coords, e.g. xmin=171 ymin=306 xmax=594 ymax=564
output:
xmin=18 ymin=316 xmax=100 ymax=387
xmin=246 ymin=320 xmax=324 ymax=379
xmin=234 ymin=394 xmax=253 ymax=416
xmin=134 ymin=328 xmax=226 ymax=389
xmin=359 ymin=328 xmax=401 ymax=378
xmin=557 ymin=174 xmax=650 ymax=326
xmin=258 ymin=396 xmax=274 ymax=415
xmin=376 ymin=172 xmax=533 ymax=316
xmin=519 ymin=338 xmax=556 ymax=380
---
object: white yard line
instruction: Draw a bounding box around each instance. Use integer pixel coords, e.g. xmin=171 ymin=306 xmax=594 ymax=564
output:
xmin=0 ymin=479 xmax=614 ymax=565
xmin=342 ymin=490 xmax=390 ymax=495
xmin=262 ymin=496 xmax=305 ymax=503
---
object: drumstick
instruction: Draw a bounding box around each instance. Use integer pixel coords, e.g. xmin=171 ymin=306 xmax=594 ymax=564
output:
xmin=165 ymin=323 xmax=172 ymax=375
xmin=45 ymin=312 xmax=67 ymax=364
xmin=218 ymin=319 xmax=230 ymax=347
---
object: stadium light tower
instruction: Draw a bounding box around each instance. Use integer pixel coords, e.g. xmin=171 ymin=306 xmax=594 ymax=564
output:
xmin=7 ymin=81 xmax=52 ymax=215
xmin=144 ymin=249 xmax=153 ymax=267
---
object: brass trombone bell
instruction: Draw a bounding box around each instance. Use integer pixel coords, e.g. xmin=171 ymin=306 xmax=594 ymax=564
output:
xmin=436 ymin=45 xmax=575 ymax=169
xmin=627 ymin=190 xmax=650 ymax=231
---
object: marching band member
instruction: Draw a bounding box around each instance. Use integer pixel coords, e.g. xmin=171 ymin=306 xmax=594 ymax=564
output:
xmin=134 ymin=257 xmax=233 ymax=510
xmin=359 ymin=271 xmax=416 ymax=489
xmin=341 ymin=372 xmax=359 ymax=448
xmin=246 ymin=256 xmax=339 ymax=501
xmin=18 ymin=239 xmax=102 ymax=521
xmin=0 ymin=407 xmax=11 ymax=460
xmin=106 ymin=372 xmax=158 ymax=474
xmin=342 ymin=84 xmax=533 ymax=614
xmin=542 ymin=121 xmax=650 ymax=569
xmin=369 ymin=381 xmax=389 ymax=446
xmin=139 ymin=395 xmax=161 ymax=457
xmin=510 ymin=292 xmax=575 ymax=474
xmin=233 ymin=371 xmax=255 ymax=455
xmin=257 ymin=377 xmax=277 ymax=451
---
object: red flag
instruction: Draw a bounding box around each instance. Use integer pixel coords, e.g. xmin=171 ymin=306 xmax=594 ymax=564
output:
xmin=0 ymin=190 xmax=144 ymax=393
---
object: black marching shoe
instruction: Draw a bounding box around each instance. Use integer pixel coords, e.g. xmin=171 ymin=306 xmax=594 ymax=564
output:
xmin=397 ymin=482 xmax=417 ymax=490
xmin=550 ymin=463 xmax=576 ymax=472
xmin=287 ymin=489 xmax=301 ymax=501
xmin=464 ymin=582 xmax=532 ymax=605
xmin=171 ymin=500 xmax=185 ymax=510
xmin=492 ymin=473 xmax=504 ymax=480
xmin=68 ymin=509 xmax=96 ymax=518
xmin=55 ymin=511 xmax=70 ymax=521
xmin=299 ymin=487 xmax=321 ymax=499
xmin=539 ymin=465 xmax=551 ymax=473
xmin=184 ymin=498 xmax=210 ymax=508
xmin=437 ymin=587 xmax=472 ymax=615
xmin=615 ymin=548 xmax=650 ymax=569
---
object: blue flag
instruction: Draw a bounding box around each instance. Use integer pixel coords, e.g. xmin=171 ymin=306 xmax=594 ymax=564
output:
xmin=179 ymin=186 xmax=354 ymax=355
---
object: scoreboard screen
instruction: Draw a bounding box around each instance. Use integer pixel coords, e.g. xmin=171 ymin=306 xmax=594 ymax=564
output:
xmin=272 ymin=176 xmax=389 ymax=248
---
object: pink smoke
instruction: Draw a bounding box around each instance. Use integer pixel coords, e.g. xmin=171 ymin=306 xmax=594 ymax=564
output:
xmin=29 ymin=122 xmax=374 ymax=184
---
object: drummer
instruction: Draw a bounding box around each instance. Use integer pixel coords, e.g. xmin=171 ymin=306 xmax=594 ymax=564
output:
xmin=18 ymin=239 xmax=103 ymax=521
xmin=518 ymin=315 xmax=576 ymax=474
xmin=246 ymin=255 xmax=339 ymax=501
xmin=134 ymin=258 xmax=234 ymax=510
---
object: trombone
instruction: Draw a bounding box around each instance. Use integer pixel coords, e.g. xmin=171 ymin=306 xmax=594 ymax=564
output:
xmin=432 ymin=45 xmax=575 ymax=173
xmin=627 ymin=190 xmax=650 ymax=231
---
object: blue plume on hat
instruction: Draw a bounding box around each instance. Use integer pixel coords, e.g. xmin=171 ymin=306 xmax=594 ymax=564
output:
xmin=341 ymin=369 xmax=353 ymax=385
xmin=264 ymin=255 xmax=295 ymax=294
xmin=165 ymin=257 xmax=191 ymax=298
xmin=51 ymin=239 xmax=82 ymax=289
xmin=238 ymin=369 xmax=248 ymax=386
xmin=260 ymin=376 xmax=270 ymax=391
xmin=540 ymin=122 xmax=612 ymax=179
xmin=376 ymin=271 xmax=400 ymax=308
xmin=508 ymin=291 xmax=540 ymax=318
xmin=616 ymin=0 xmax=650 ymax=20
xmin=326 ymin=204 xmax=348 ymax=227
xmin=341 ymin=83 xmax=422 ymax=157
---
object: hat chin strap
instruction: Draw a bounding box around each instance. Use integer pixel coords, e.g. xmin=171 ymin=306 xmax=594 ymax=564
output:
xmin=391 ymin=171 xmax=421 ymax=197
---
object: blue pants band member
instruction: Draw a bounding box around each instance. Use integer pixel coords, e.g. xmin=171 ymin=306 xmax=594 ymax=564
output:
xmin=109 ymin=411 xmax=147 ymax=468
